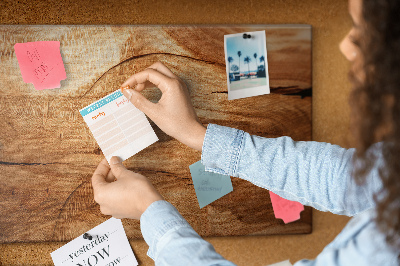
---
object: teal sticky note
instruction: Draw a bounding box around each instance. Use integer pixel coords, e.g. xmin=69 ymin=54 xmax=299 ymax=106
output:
xmin=189 ymin=161 xmax=233 ymax=208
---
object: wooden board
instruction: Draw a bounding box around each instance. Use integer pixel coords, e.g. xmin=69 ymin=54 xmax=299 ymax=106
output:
xmin=0 ymin=25 xmax=312 ymax=243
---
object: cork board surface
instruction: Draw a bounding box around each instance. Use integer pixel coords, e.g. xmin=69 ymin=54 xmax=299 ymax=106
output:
xmin=0 ymin=24 xmax=311 ymax=243
xmin=0 ymin=0 xmax=352 ymax=265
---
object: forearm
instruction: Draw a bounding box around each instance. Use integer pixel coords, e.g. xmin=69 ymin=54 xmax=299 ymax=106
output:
xmin=201 ymin=124 xmax=380 ymax=216
xmin=140 ymin=200 xmax=236 ymax=265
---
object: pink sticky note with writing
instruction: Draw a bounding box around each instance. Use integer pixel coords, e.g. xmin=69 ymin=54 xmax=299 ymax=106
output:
xmin=14 ymin=41 xmax=66 ymax=90
xmin=269 ymin=191 xmax=304 ymax=224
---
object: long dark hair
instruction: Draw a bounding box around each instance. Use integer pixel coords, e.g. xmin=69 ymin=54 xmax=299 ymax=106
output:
xmin=350 ymin=0 xmax=400 ymax=253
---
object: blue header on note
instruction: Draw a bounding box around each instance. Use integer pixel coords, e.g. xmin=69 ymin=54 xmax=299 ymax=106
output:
xmin=80 ymin=90 xmax=123 ymax=117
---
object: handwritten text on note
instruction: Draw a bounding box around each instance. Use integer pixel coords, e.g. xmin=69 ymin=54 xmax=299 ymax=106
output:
xmin=189 ymin=161 xmax=233 ymax=209
xmin=14 ymin=41 xmax=66 ymax=90
xmin=269 ymin=191 xmax=304 ymax=224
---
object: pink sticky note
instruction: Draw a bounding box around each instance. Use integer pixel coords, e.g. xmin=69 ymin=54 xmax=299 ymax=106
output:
xmin=269 ymin=191 xmax=304 ymax=224
xmin=14 ymin=41 xmax=66 ymax=90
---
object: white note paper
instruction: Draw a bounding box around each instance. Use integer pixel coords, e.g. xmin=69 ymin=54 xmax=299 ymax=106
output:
xmin=51 ymin=218 xmax=138 ymax=266
xmin=267 ymin=260 xmax=293 ymax=266
xmin=80 ymin=89 xmax=158 ymax=162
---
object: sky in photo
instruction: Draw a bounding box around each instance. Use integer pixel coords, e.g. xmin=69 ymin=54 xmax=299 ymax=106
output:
xmin=226 ymin=32 xmax=266 ymax=73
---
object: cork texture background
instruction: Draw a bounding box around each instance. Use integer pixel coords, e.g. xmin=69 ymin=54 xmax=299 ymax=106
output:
xmin=0 ymin=0 xmax=352 ymax=265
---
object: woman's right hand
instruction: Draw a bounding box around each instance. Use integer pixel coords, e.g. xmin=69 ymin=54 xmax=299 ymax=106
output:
xmin=120 ymin=62 xmax=206 ymax=151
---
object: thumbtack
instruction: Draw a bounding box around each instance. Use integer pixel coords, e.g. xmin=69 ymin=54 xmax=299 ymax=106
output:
xmin=83 ymin=233 xmax=96 ymax=240
xmin=243 ymin=33 xmax=252 ymax=39
xmin=120 ymin=84 xmax=130 ymax=93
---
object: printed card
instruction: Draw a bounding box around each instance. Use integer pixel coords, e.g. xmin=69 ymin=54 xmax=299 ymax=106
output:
xmin=80 ymin=89 xmax=158 ymax=162
xmin=268 ymin=260 xmax=293 ymax=266
xmin=189 ymin=161 xmax=233 ymax=208
xmin=51 ymin=218 xmax=138 ymax=266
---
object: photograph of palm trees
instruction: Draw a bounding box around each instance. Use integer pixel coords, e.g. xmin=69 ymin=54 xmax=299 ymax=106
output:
xmin=224 ymin=30 xmax=270 ymax=100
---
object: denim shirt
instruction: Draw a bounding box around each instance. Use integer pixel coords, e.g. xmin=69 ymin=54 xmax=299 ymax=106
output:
xmin=140 ymin=124 xmax=399 ymax=265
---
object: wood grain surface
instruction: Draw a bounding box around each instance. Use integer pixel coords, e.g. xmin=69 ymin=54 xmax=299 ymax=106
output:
xmin=0 ymin=25 xmax=312 ymax=243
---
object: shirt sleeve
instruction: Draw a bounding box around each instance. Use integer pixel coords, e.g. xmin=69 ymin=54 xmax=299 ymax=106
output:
xmin=201 ymin=124 xmax=383 ymax=216
xmin=140 ymin=200 xmax=237 ymax=266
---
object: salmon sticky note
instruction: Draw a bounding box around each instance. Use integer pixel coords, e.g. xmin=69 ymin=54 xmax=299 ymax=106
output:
xmin=14 ymin=41 xmax=66 ymax=90
xmin=269 ymin=191 xmax=304 ymax=224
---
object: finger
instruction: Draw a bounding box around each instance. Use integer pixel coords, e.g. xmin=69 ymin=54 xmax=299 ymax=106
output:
xmin=105 ymin=170 xmax=116 ymax=182
xmin=132 ymin=80 xmax=160 ymax=93
xmin=121 ymin=69 xmax=173 ymax=93
xmin=109 ymin=156 xmax=128 ymax=178
xmin=135 ymin=81 xmax=155 ymax=92
xmin=122 ymin=89 xmax=159 ymax=118
xmin=135 ymin=83 xmax=146 ymax=92
xmin=92 ymin=159 xmax=110 ymax=189
xmin=147 ymin=61 xmax=177 ymax=79
xmin=131 ymin=62 xmax=180 ymax=92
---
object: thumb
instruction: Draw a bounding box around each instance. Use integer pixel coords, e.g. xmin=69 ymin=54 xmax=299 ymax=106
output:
xmin=122 ymin=88 xmax=157 ymax=117
xmin=109 ymin=156 xmax=128 ymax=178
xmin=92 ymin=158 xmax=110 ymax=189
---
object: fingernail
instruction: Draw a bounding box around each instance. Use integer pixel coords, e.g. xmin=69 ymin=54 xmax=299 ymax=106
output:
xmin=122 ymin=88 xmax=134 ymax=100
xmin=110 ymin=156 xmax=122 ymax=165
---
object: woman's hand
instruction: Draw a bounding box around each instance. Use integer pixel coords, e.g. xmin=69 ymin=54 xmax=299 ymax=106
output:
xmin=120 ymin=62 xmax=206 ymax=151
xmin=92 ymin=157 xmax=163 ymax=220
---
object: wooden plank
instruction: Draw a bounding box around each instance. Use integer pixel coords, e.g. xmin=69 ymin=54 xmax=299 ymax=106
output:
xmin=0 ymin=25 xmax=312 ymax=243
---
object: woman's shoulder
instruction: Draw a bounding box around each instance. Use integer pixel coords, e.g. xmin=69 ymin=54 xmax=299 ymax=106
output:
xmin=322 ymin=209 xmax=399 ymax=265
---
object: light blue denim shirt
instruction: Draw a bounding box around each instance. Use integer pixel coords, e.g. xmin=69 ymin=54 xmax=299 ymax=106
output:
xmin=140 ymin=124 xmax=399 ymax=265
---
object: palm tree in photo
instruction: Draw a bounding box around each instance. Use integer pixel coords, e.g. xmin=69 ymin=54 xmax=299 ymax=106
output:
xmin=228 ymin=56 xmax=233 ymax=73
xmin=253 ymin=53 xmax=258 ymax=73
xmin=259 ymin=55 xmax=266 ymax=77
xmin=237 ymin=51 xmax=242 ymax=77
xmin=260 ymin=55 xmax=265 ymax=66
xmin=244 ymin=56 xmax=251 ymax=78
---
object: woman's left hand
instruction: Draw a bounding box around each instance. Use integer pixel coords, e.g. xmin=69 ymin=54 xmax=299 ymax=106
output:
xmin=91 ymin=156 xmax=164 ymax=220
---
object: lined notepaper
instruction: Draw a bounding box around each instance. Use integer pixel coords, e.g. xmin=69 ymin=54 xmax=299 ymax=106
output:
xmin=80 ymin=90 xmax=158 ymax=162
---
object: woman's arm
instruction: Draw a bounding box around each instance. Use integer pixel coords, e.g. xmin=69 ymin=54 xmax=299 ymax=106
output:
xmin=120 ymin=62 xmax=382 ymax=217
xmin=202 ymin=124 xmax=383 ymax=216
xmin=141 ymin=201 xmax=236 ymax=265
xmin=92 ymin=157 xmax=236 ymax=265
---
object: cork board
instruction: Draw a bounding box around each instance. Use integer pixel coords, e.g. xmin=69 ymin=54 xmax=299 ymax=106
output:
xmin=0 ymin=25 xmax=312 ymax=243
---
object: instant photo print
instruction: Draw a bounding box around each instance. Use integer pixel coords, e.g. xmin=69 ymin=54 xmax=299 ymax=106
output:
xmin=224 ymin=30 xmax=270 ymax=100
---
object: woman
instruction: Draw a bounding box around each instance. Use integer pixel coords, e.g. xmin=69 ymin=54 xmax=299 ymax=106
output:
xmin=91 ymin=0 xmax=400 ymax=264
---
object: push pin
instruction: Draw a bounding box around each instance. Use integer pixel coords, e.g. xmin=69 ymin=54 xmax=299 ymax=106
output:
xmin=243 ymin=33 xmax=252 ymax=39
xmin=83 ymin=233 xmax=96 ymax=240
xmin=120 ymin=84 xmax=130 ymax=93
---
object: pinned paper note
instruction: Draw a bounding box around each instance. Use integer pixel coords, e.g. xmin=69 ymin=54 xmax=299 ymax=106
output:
xmin=80 ymin=89 xmax=158 ymax=162
xmin=269 ymin=191 xmax=304 ymax=224
xmin=189 ymin=161 xmax=233 ymax=208
xmin=14 ymin=41 xmax=66 ymax=90
xmin=224 ymin=30 xmax=270 ymax=100
xmin=51 ymin=218 xmax=138 ymax=266
xmin=268 ymin=260 xmax=293 ymax=266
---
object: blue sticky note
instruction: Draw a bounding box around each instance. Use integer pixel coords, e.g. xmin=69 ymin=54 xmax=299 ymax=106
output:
xmin=189 ymin=161 xmax=233 ymax=208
